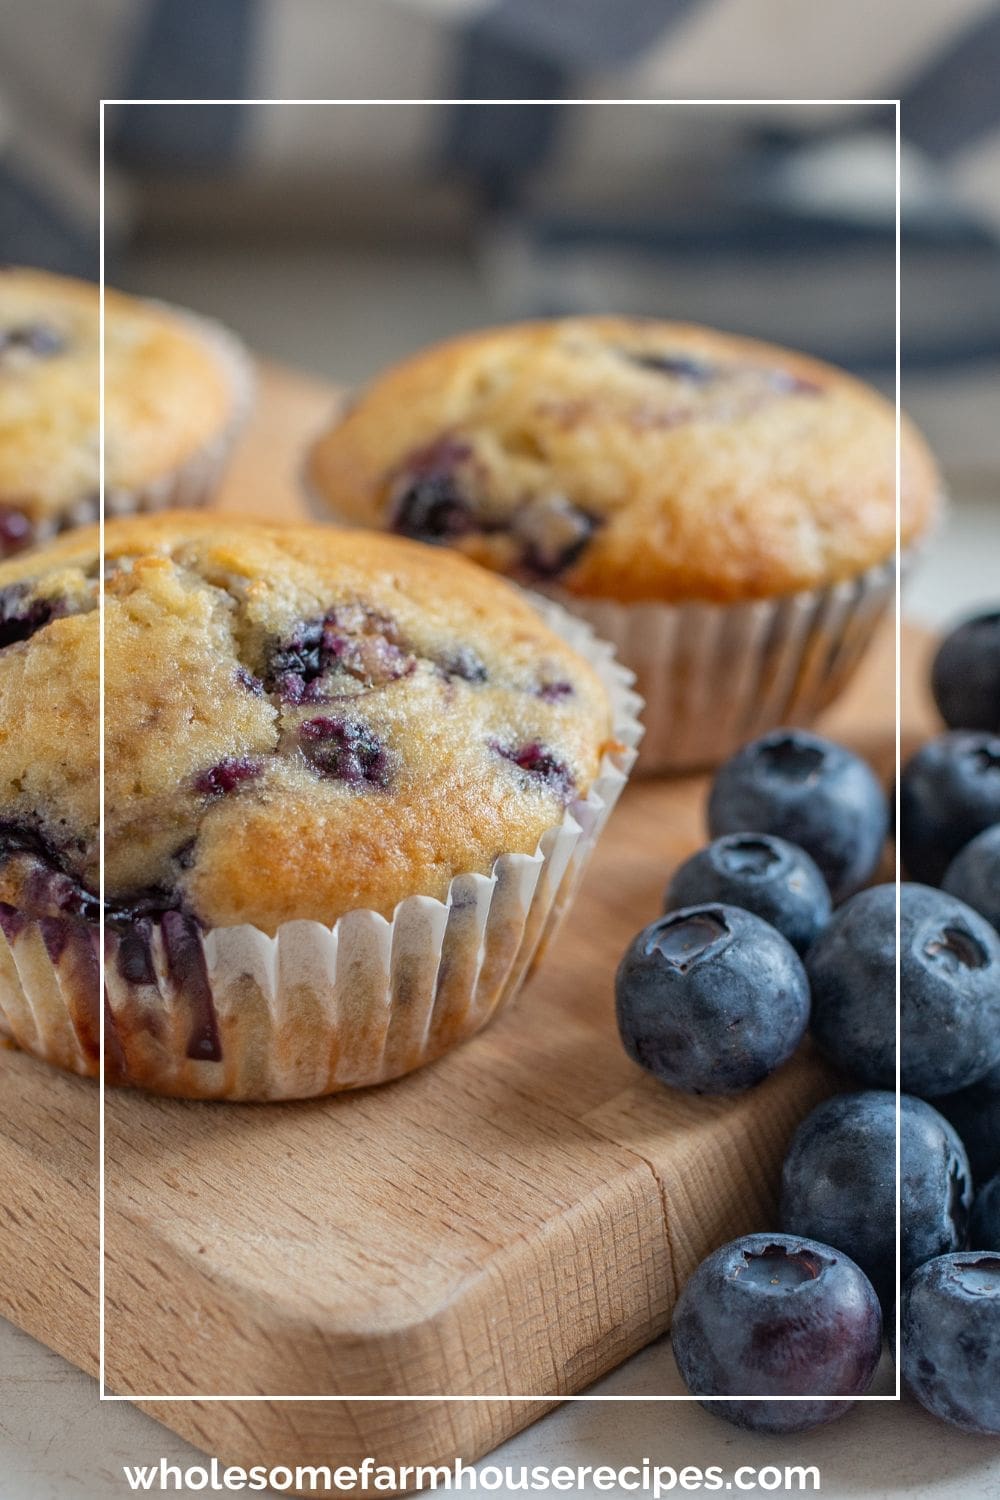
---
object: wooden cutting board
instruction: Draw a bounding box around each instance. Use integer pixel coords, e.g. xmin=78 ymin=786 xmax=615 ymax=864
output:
xmin=0 ymin=364 xmax=934 ymax=1489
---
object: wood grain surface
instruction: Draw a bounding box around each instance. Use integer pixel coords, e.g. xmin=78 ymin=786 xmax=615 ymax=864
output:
xmin=0 ymin=363 xmax=935 ymax=1491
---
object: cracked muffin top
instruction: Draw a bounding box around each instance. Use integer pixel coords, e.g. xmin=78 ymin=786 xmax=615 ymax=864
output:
xmin=0 ymin=512 xmax=613 ymax=935
xmin=0 ymin=267 xmax=235 ymax=553
xmin=308 ymin=317 xmax=940 ymax=604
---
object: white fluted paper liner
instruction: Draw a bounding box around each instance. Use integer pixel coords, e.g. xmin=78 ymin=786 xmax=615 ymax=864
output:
xmin=543 ymin=552 xmax=909 ymax=775
xmin=0 ymin=597 xmax=642 ymax=1101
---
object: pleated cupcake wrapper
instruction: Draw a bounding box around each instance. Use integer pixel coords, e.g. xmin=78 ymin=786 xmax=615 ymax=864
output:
xmin=0 ymin=598 xmax=642 ymax=1101
xmin=30 ymin=305 xmax=256 ymax=544
xmin=543 ymin=552 xmax=909 ymax=775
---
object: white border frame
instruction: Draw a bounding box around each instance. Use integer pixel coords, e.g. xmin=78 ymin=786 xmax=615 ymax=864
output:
xmin=97 ymin=93 xmax=905 ymax=1404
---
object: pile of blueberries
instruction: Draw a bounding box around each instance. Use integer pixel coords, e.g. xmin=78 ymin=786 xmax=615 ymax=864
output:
xmin=614 ymin=609 xmax=1000 ymax=1437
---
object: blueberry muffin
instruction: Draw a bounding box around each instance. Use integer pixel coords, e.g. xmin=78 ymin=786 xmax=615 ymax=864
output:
xmin=0 ymin=512 xmax=635 ymax=1099
xmin=308 ymin=318 xmax=940 ymax=769
xmin=308 ymin=317 xmax=936 ymax=601
xmin=0 ymin=267 xmax=249 ymax=555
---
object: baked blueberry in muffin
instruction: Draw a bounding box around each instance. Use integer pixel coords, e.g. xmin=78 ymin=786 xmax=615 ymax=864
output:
xmin=0 ymin=267 xmax=246 ymax=556
xmin=0 ymin=512 xmax=628 ymax=1098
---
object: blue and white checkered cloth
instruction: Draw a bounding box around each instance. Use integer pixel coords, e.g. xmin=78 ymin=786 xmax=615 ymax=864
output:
xmin=1 ymin=0 xmax=999 ymax=371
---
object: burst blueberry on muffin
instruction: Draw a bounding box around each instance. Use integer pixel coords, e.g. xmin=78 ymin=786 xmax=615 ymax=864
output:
xmin=307 ymin=318 xmax=940 ymax=769
xmin=0 ymin=268 xmax=249 ymax=556
xmin=0 ymin=512 xmax=634 ymax=1099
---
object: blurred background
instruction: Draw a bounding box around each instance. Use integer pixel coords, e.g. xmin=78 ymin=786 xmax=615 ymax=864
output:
xmin=1 ymin=0 xmax=998 ymax=621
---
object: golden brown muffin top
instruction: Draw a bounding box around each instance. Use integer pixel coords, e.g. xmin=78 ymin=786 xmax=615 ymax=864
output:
xmin=309 ymin=317 xmax=940 ymax=604
xmin=0 ymin=512 xmax=613 ymax=935
xmin=0 ymin=268 xmax=235 ymax=551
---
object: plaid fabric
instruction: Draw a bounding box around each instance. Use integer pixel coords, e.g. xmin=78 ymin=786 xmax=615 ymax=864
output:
xmin=0 ymin=0 xmax=998 ymax=368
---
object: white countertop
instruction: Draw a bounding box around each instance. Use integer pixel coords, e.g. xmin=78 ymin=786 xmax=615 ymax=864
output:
xmin=4 ymin=1316 xmax=1000 ymax=1500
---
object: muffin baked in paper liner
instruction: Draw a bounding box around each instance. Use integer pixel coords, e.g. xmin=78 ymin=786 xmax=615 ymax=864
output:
xmin=41 ymin=305 xmax=254 ymax=542
xmin=0 ymin=599 xmax=642 ymax=1101
xmin=543 ymin=552 xmax=909 ymax=775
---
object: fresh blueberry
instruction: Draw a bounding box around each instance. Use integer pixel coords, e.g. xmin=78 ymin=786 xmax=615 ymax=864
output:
xmin=937 ymin=1062 xmax=1000 ymax=1184
xmin=780 ymin=1091 xmax=972 ymax=1304
xmin=615 ymin=904 xmax=809 ymax=1094
xmin=708 ymin=729 xmax=888 ymax=903
xmin=491 ymin=740 xmax=575 ymax=802
xmin=194 ymin=758 xmax=262 ymax=798
xmin=900 ymin=732 xmax=1000 ymax=885
xmin=665 ymin=834 xmax=831 ymax=956
xmin=299 ymin=717 xmax=392 ymax=789
xmin=672 ymin=1232 xmax=882 ymax=1433
xmin=971 ymin=1176 xmax=1000 ymax=1251
xmin=901 ymin=1253 xmax=1000 ymax=1434
xmin=807 ymin=883 xmax=1000 ymax=1097
xmin=932 ymin=611 xmax=1000 ymax=733
xmin=943 ymin=824 xmax=1000 ymax=933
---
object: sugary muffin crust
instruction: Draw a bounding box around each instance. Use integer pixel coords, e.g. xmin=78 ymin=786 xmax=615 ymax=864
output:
xmin=0 ymin=268 xmax=234 ymax=553
xmin=0 ymin=513 xmax=613 ymax=937
xmin=308 ymin=317 xmax=940 ymax=604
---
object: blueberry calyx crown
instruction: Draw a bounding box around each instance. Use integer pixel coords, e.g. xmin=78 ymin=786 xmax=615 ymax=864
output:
xmin=923 ymin=923 xmax=989 ymax=974
xmin=758 ymin=735 xmax=826 ymax=783
xmin=971 ymin=743 xmax=1000 ymax=775
xmin=715 ymin=834 xmax=783 ymax=879
xmin=735 ymin=1242 xmax=825 ymax=1288
xmin=949 ymin=1257 xmax=1000 ymax=1295
xmin=649 ymin=908 xmax=731 ymax=971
